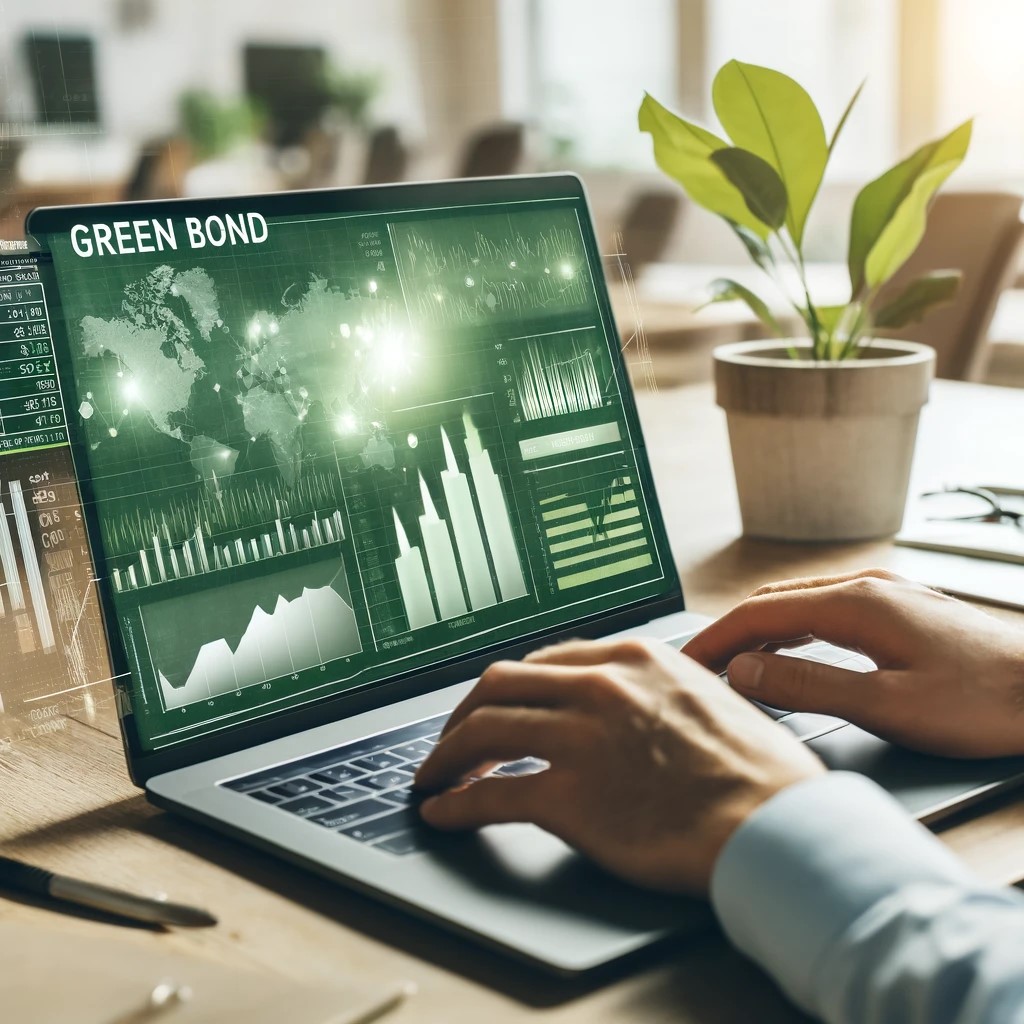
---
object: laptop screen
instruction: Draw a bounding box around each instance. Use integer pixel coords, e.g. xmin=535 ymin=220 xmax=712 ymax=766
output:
xmin=31 ymin=179 xmax=678 ymax=754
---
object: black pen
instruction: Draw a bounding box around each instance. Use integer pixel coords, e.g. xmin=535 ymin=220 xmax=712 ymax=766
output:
xmin=0 ymin=854 xmax=217 ymax=927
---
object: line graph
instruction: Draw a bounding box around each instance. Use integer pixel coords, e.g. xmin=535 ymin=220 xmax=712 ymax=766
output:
xmin=142 ymin=558 xmax=362 ymax=710
xmin=392 ymin=209 xmax=593 ymax=327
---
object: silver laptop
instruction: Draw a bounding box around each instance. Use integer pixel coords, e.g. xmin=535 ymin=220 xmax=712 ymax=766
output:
xmin=28 ymin=176 xmax=1024 ymax=975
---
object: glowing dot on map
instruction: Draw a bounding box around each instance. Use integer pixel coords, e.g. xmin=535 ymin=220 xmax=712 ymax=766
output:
xmin=340 ymin=323 xmax=351 ymax=338
xmin=336 ymin=412 xmax=357 ymax=435
xmin=248 ymin=320 xmax=261 ymax=340
xmin=268 ymin=320 xmax=279 ymax=335
xmin=213 ymin=382 xmax=221 ymax=392
xmin=298 ymin=386 xmax=308 ymax=399
xmin=79 ymin=401 xmax=94 ymax=419
xmin=509 ymin=260 xmax=517 ymax=269
xmin=108 ymin=428 xmax=118 ymax=438
xmin=116 ymin=370 xmax=124 ymax=378
xmin=434 ymin=293 xmax=443 ymax=302
xmin=123 ymin=379 xmax=141 ymax=402
xmin=544 ymin=267 xmax=551 ymax=274
xmin=407 ymin=433 xmax=418 ymax=449
xmin=121 ymin=408 xmax=129 ymax=416
xmin=464 ymin=276 xmax=475 ymax=288
xmin=85 ymin=391 xmax=93 ymax=400
xmin=368 ymin=280 xmax=378 ymax=294
xmin=560 ymin=263 xmax=574 ymax=278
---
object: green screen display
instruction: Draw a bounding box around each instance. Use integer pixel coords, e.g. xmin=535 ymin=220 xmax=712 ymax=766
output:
xmin=38 ymin=190 xmax=675 ymax=751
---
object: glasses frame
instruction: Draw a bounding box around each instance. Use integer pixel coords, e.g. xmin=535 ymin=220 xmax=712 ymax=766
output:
xmin=920 ymin=486 xmax=1024 ymax=531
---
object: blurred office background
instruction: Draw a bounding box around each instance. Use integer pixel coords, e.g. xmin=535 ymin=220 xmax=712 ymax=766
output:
xmin=2 ymin=0 xmax=1024 ymax=388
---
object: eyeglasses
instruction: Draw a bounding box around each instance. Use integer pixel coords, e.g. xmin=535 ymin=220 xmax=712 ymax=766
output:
xmin=919 ymin=486 xmax=1024 ymax=531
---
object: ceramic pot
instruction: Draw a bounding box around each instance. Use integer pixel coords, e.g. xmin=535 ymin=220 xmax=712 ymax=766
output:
xmin=713 ymin=339 xmax=935 ymax=541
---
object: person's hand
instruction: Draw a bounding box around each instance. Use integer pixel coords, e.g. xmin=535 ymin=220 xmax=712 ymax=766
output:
xmin=684 ymin=568 xmax=1024 ymax=759
xmin=414 ymin=638 xmax=822 ymax=894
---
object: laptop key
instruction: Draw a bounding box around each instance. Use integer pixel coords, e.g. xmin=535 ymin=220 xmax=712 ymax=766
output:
xmin=277 ymin=794 xmax=336 ymax=817
xmin=321 ymin=783 xmax=370 ymax=804
xmin=382 ymin=787 xmax=416 ymax=806
xmin=268 ymin=777 xmax=321 ymax=799
xmin=249 ymin=789 xmax=284 ymax=804
xmin=310 ymin=764 xmax=364 ymax=785
xmin=374 ymin=830 xmax=424 ymax=856
xmin=340 ymin=807 xmax=417 ymax=843
xmin=391 ymin=740 xmax=434 ymax=761
xmin=308 ymin=799 xmax=394 ymax=829
xmin=351 ymin=752 xmax=406 ymax=772
xmin=363 ymin=769 xmax=415 ymax=791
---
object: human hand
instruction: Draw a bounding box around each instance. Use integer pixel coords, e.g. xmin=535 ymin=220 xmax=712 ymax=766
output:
xmin=414 ymin=638 xmax=822 ymax=894
xmin=684 ymin=569 xmax=1024 ymax=759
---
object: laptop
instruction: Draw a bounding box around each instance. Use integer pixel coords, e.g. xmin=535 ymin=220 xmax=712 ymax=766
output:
xmin=27 ymin=175 xmax=1024 ymax=975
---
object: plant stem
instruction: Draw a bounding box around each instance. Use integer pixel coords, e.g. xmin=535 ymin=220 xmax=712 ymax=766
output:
xmin=775 ymin=231 xmax=824 ymax=359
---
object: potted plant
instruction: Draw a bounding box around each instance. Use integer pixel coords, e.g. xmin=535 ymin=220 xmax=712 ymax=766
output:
xmin=638 ymin=62 xmax=971 ymax=540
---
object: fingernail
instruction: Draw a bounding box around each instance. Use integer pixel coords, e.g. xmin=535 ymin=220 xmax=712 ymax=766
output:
xmin=419 ymin=795 xmax=438 ymax=817
xmin=729 ymin=653 xmax=764 ymax=691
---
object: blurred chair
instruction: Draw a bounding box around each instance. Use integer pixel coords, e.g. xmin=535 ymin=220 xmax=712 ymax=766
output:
xmin=363 ymin=126 xmax=408 ymax=185
xmin=458 ymin=122 xmax=523 ymax=178
xmin=873 ymin=191 xmax=1024 ymax=380
xmin=123 ymin=136 xmax=190 ymax=201
xmin=297 ymin=126 xmax=344 ymax=190
xmin=612 ymin=190 xmax=683 ymax=279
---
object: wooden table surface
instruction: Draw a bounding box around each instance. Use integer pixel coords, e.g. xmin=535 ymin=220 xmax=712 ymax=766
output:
xmin=2 ymin=379 xmax=1022 ymax=1023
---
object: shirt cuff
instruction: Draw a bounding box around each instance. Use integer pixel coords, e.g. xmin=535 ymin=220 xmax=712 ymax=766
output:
xmin=709 ymin=771 xmax=977 ymax=1012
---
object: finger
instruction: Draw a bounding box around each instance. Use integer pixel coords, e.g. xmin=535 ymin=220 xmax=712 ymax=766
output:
xmin=728 ymin=650 xmax=885 ymax=720
xmin=750 ymin=567 xmax=906 ymax=597
xmin=416 ymin=706 xmax=569 ymax=793
xmin=523 ymin=637 xmax=632 ymax=666
xmin=441 ymin=660 xmax=594 ymax=738
xmin=419 ymin=774 xmax=553 ymax=831
xmin=682 ymin=581 xmax=890 ymax=671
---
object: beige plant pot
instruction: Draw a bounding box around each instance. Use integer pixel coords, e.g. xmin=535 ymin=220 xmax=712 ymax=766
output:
xmin=714 ymin=339 xmax=935 ymax=541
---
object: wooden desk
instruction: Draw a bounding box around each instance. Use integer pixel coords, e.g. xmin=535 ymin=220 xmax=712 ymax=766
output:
xmin=2 ymin=380 xmax=1022 ymax=1023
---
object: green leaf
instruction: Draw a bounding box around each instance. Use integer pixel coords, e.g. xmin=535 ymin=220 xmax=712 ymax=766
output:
xmin=712 ymin=60 xmax=828 ymax=247
xmin=638 ymin=92 xmax=772 ymax=239
xmin=710 ymin=147 xmax=787 ymax=230
xmin=829 ymin=80 xmax=865 ymax=156
xmin=873 ymin=270 xmax=962 ymax=328
xmin=814 ymin=304 xmax=849 ymax=336
xmin=848 ymin=119 xmax=972 ymax=294
xmin=729 ymin=221 xmax=775 ymax=271
xmin=699 ymin=277 xmax=784 ymax=336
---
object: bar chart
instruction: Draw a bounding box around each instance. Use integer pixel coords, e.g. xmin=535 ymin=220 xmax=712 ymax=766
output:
xmin=538 ymin=471 xmax=653 ymax=592
xmin=112 ymin=507 xmax=347 ymax=593
xmin=515 ymin=332 xmax=608 ymax=422
xmin=387 ymin=413 xmax=529 ymax=633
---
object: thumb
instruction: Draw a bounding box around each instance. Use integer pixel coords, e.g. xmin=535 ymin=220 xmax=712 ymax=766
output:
xmin=727 ymin=651 xmax=875 ymax=718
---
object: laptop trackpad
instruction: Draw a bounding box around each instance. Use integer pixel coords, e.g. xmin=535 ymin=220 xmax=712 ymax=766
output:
xmin=395 ymin=820 xmax=711 ymax=968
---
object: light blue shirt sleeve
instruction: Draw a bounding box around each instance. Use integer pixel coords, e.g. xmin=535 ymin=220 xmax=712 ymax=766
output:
xmin=710 ymin=771 xmax=1024 ymax=1024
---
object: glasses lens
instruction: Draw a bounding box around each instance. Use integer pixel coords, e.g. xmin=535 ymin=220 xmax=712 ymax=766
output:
xmin=920 ymin=490 xmax=994 ymax=520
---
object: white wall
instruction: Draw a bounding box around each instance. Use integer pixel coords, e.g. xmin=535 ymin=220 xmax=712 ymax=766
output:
xmin=0 ymin=0 xmax=425 ymax=142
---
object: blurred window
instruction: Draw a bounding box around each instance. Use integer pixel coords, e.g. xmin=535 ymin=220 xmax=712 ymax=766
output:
xmin=501 ymin=0 xmax=678 ymax=169
xmin=938 ymin=0 xmax=1024 ymax=180
xmin=706 ymin=0 xmax=897 ymax=181
xmin=502 ymin=0 xmax=897 ymax=178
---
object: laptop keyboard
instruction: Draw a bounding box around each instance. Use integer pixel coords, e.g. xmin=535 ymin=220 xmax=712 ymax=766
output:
xmin=223 ymin=639 xmax=870 ymax=856
xmin=222 ymin=713 xmax=546 ymax=856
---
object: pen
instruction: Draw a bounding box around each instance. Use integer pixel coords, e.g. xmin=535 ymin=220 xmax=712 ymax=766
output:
xmin=0 ymin=854 xmax=217 ymax=928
